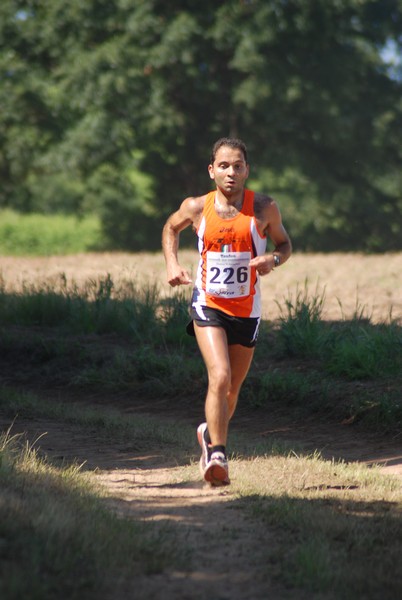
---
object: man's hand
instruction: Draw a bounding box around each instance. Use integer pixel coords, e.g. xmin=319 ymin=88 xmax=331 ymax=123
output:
xmin=167 ymin=265 xmax=192 ymax=287
xmin=249 ymin=255 xmax=275 ymax=276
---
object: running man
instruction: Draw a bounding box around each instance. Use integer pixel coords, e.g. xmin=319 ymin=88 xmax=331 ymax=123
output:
xmin=162 ymin=137 xmax=292 ymax=485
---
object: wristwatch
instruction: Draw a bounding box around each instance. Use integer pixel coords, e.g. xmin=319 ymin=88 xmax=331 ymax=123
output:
xmin=273 ymin=254 xmax=280 ymax=267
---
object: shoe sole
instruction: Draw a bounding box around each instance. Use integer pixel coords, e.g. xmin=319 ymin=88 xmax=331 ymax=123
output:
xmin=197 ymin=424 xmax=230 ymax=485
xmin=204 ymin=461 xmax=230 ymax=486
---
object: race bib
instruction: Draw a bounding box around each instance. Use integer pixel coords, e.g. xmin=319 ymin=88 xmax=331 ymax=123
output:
xmin=206 ymin=251 xmax=251 ymax=298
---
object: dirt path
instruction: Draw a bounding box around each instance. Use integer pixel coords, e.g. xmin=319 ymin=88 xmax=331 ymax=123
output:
xmin=96 ymin=466 xmax=281 ymax=600
xmin=1 ymin=408 xmax=401 ymax=600
xmin=1 ymin=415 xmax=296 ymax=599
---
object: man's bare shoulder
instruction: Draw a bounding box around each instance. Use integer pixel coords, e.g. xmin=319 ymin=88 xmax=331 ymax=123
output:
xmin=180 ymin=193 xmax=208 ymax=224
xmin=253 ymin=192 xmax=276 ymax=219
xmin=184 ymin=193 xmax=208 ymax=211
xmin=254 ymin=192 xmax=275 ymax=206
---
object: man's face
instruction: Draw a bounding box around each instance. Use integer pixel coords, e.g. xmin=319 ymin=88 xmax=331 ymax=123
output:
xmin=208 ymin=146 xmax=249 ymax=195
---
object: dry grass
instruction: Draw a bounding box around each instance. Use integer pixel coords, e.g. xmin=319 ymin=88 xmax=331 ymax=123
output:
xmin=1 ymin=251 xmax=401 ymax=323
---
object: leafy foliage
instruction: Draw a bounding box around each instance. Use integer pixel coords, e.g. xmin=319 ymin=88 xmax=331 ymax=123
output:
xmin=0 ymin=0 xmax=401 ymax=250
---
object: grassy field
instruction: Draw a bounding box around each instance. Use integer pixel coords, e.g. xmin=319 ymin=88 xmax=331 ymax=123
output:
xmin=0 ymin=251 xmax=401 ymax=599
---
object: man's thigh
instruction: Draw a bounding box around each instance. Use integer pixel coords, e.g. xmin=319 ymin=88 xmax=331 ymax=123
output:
xmin=193 ymin=323 xmax=230 ymax=373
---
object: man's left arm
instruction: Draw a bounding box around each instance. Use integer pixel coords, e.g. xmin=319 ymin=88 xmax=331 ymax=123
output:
xmin=249 ymin=199 xmax=292 ymax=275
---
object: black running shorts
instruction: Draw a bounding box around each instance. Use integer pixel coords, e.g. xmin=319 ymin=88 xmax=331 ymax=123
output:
xmin=186 ymin=306 xmax=260 ymax=348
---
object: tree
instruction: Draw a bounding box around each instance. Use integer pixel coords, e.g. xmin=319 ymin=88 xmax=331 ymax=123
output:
xmin=1 ymin=0 xmax=401 ymax=250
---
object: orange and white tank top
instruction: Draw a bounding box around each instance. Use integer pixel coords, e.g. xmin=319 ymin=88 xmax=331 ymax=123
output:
xmin=192 ymin=189 xmax=267 ymax=318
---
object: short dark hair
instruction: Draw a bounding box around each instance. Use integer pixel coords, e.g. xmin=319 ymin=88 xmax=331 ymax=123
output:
xmin=210 ymin=137 xmax=248 ymax=164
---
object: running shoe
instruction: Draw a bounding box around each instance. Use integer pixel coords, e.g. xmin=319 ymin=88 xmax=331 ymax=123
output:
xmin=203 ymin=451 xmax=230 ymax=486
xmin=197 ymin=422 xmax=210 ymax=474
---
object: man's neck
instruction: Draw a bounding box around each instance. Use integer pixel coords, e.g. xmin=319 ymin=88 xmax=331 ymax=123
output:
xmin=215 ymin=188 xmax=244 ymax=208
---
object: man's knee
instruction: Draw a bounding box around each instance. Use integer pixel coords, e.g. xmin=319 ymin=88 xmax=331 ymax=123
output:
xmin=208 ymin=365 xmax=231 ymax=393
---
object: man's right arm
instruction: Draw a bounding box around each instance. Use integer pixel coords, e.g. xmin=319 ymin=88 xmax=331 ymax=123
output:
xmin=162 ymin=196 xmax=201 ymax=287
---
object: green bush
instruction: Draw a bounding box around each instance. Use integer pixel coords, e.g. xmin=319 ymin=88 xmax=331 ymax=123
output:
xmin=0 ymin=210 xmax=102 ymax=255
xmin=85 ymin=162 xmax=160 ymax=251
xmin=275 ymin=281 xmax=331 ymax=358
xmin=327 ymin=323 xmax=402 ymax=379
xmin=243 ymin=369 xmax=315 ymax=408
